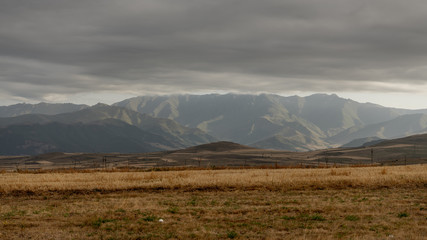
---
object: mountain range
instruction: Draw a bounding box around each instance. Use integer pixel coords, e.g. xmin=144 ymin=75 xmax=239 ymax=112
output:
xmin=0 ymin=104 xmax=215 ymax=155
xmin=1 ymin=93 xmax=427 ymax=155
xmin=0 ymin=102 xmax=88 ymax=117
xmin=114 ymin=94 xmax=427 ymax=150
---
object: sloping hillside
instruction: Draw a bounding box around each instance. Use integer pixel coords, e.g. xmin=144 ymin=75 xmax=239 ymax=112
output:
xmin=177 ymin=141 xmax=255 ymax=153
xmin=0 ymin=119 xmax=170 ymax=155
xmin=341 ymin=137 xmax=384 ymax=148
xmin=328 ymin=114 xmax=427 ymax=144
xmin=0 ymin=105 xmax=216 ymax=154
xmin=374 ymin=133 xmax=427 ymax=147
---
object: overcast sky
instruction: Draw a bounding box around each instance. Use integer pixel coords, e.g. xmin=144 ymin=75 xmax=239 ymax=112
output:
xmin=1 ymin=0 xmax=427 ymax=109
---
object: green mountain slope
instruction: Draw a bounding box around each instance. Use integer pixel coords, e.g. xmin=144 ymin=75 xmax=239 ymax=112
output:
xmin=53 ymin=104 xmax=216 ymax=147
xmin=0 ymin=105 xmax=216 ymax=154
xmin=0 ymin=119 xmax=170 ymax=155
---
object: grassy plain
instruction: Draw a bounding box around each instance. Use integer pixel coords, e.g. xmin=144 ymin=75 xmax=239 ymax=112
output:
xmin=0 ymin=165 xmax=426 ymax=239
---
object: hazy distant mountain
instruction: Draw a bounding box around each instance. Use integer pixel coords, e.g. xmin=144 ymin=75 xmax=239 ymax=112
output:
xmin=329 ymin=114 xmax=427 ymax=144
xmin=0 ymin=119 xmax=172 ymax=155
xmin=0 ymin=102 xmax=87 ymax=117
xmin=114 ymin=93 xmax=427 ymax=150
xmin=0 ymin=105 xmax=216 ymax=154
xmin=290 ymin=94 xmax=404 ymax=136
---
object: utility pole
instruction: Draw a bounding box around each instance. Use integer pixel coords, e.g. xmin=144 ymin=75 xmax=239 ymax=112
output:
xmin=370 ymin=148 xmax=374 ymax=165
xmin=325 ymin=151 xmax=328 ymax=166
xmin=103 ymin=156 xmax=107 ymax=169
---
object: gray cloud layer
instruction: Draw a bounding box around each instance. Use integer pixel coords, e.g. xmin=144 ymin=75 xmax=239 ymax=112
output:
xmin=1 ymin=0 xmax=427 ymax=102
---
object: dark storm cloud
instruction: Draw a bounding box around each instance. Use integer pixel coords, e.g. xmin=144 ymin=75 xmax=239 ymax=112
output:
xmin=1 ymin=0 xmax=427 ymax=101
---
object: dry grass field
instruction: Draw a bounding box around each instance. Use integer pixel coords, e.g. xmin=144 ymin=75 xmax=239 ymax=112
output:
xmin=0 ymin=165 xmax=426 ymax=239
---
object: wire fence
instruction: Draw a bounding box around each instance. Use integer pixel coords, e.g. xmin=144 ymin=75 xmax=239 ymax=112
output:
xmin=1 ymin=145 xmax=426 ymax=172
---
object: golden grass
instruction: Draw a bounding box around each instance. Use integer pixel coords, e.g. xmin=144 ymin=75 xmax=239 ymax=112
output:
xmin=0 ymin=165 xmax=426 ymax=239
xmin=0 ymin=165 xmax=425 ymax=194
xmin=1 ymin=187 xmax=426 ymax=239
